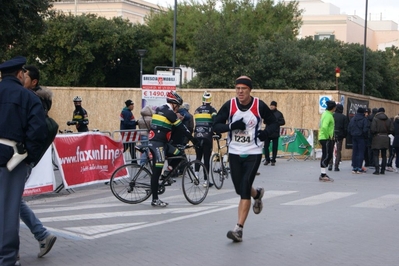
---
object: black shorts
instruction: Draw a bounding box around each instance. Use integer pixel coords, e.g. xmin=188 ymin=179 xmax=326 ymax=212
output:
xmin=148 ymin=141 xmax=180 ymax=168
xmin=229 ymin=154 xmax=262 ymax=199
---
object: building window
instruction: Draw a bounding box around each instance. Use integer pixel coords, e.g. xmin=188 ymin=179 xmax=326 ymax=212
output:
xmin=314 ymin=34 xmax=335 ymax=41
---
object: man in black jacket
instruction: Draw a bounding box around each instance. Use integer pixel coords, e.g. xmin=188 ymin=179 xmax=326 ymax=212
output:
xmin=328 ymin=104 xmax=348 ymax=171
xmin=264 ymin=101 xmax=285 ymax=166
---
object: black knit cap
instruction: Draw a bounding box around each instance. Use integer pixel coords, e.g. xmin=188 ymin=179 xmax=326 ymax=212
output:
xmin=270 ymin=101 xmax=277 ymax=107
xmin=235 ymin=76 xmax=252 ymax=89
xmin=378 ymin=107 xmax=385 ymax=113
xmin=326 ymin=100 xmax=336 ymax=111
xmin=125 ymin=99 xmax=134 ymax=107
xmin=357 ymin=107 xmax=365 ymax=113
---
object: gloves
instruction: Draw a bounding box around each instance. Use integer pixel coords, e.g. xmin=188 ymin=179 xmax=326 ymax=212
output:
xmin=229 ymin=118 xmax=246 ymax=131
xmin=257 ymin=130 xmax=268 ymax=141
xmin=67 ymin=121 xmax=77 ymax=126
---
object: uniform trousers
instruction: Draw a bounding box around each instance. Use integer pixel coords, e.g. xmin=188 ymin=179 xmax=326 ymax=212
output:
xmin=0 ymin=163 xmax=27 ymax=266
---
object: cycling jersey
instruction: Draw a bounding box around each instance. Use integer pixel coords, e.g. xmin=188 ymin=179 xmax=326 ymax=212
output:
xmin=194 ymin=104 xmax=217 ymax=141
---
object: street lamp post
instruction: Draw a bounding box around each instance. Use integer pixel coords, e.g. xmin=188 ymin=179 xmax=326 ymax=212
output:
xmin=335 ymin=66 xmax=341 ymax=90
xmin=172 ymin=0 xmax=177 ymax=76
xmin=362 ymin=0 xmax=368 ymax=95
xmin=136 ymin=49 xmax=147 ymax=89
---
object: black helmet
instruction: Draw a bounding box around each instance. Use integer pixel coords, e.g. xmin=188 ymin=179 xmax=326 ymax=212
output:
xmin=166 ymin=91 xmax=183 ymax=105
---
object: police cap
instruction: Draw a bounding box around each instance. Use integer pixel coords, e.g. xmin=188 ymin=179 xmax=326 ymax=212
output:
xmin=0 ymin=56 xmax=27 ymax=74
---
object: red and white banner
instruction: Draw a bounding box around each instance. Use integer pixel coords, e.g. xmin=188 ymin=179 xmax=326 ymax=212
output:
xmin=53 ymin=132 xmax=125 ymax=189
xmin=23 ymin=147 xmax=56 ymax=196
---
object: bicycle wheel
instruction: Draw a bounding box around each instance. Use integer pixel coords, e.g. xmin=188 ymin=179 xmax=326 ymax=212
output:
xmin=110 ymin=163 xmax=152 ymax=204
xmin=182 ymin=160 xmax=209 ymax=205
xmin=210 ymin=153 xmax=224 ymax=189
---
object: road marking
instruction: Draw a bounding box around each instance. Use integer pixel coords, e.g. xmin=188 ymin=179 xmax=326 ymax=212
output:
xmin=352 ymin=194 xmax=399 ymax=209
xmin=282 ymin=192 xmax=356 ymax=206
xmin=84 ymin=205 xmax=237 ymax=239
xmin=264 ymin=190 xmax=297 ymax=199
xmin=32 ymin=203 xmax=126 ymax=214
xmin=40 ymin=206 xmax=219 ymax=222
xmin=65 ymin=223 xmax=146 ymax=236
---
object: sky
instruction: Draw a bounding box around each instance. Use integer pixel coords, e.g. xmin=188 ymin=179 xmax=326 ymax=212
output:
xmin=144 ymin=0 xmax=399 ymax=24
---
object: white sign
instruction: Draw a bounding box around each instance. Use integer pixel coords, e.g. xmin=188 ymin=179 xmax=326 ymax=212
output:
xmin=319 ymin=95 xmax=333 ymax=114
xmin=142 ymin=75 xmax=176 ymax=109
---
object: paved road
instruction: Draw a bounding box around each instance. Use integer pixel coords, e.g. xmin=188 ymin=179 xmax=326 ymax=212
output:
xmin=19 ymin=158 xmax=399 ymax=266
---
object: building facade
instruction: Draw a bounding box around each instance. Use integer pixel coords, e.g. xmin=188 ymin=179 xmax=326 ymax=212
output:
xmin=52 ymin=0 xmax=161 ymax=24
xmin=289 ymin=0 xmax=399 ymax=50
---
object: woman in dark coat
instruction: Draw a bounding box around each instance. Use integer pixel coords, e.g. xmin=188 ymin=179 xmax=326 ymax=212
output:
xmin=392 ymin=115 xmax=399 ymax=170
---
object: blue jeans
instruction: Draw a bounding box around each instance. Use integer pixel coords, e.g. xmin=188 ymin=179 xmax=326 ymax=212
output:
xmin=140 ymin=135 xmax=149 ymax=166
xmin=352 ymin=136 xmax=365 ymax=170
xmin=20 ymin=200 xmax=49 ymax=241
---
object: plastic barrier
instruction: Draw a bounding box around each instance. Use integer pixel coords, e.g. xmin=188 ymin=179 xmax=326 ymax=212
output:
xmin=112 ymin=129 xmax=149 ymax=163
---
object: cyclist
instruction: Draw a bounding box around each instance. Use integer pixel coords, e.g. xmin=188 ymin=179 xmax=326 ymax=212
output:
xmin=194 ymin=91 xmax=218 ymax=187
xmin=70 ymin=96 xmax=89 ymax=132
xmin=148 ymin=91 xmax=199 ymax=207
xmin=213 ymin=76 xmax=278 ymax=242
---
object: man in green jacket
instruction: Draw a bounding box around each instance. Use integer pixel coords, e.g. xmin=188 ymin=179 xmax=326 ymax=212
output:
xmin=318 ymin=100 xmax=336 ymax=182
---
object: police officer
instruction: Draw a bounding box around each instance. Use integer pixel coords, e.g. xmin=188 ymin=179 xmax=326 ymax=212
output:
xmin=70 ymin=96 xmax=89 ymax=132
xmin=0 ymin=56 xmax=48 ymax=265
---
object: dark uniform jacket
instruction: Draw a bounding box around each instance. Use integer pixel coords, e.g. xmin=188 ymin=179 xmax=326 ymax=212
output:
xmin=72 ymin=106 xmax=89 ymax=132
xmin=268 ymin=109 xmax=285 ymax=139
xmin=333 ymin=105 xmax=348 ymax=140
xmin=348 ymin=113 xmax=369 ymax=138
xmin=392 ymin=117 xmax=399 ymax=148
xmin=0 ymin=76 xmax=47 ymax=165
xmin=371 ymin=112 xmax=394 ymax=149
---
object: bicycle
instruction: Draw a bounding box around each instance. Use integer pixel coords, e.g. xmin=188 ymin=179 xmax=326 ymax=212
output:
xmin=109 ymin=144 xmax=210 ymax=205
xmin=210 ymin=135 xmax=230 ymax=189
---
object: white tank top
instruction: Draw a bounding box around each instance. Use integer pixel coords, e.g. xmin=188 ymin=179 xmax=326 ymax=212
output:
xmin=228 ymin=97 xmax=262 ymax=155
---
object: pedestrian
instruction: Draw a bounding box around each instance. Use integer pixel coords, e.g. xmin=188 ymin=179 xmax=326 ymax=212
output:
xmin=347 ymin=107 xmax=369 ymax=174
xmin=318 ymin=100 xmax=336 ymax=182
xmin=263 ymin=100 xmax=285 ymax=166
xmin=120 ymin=99 xmax=137 ymax=160
xmin=371 ymin=107 xmax=394 ymax=175
xmin=194 ymin=91 xmax=218 ymax=187
xmin=363 ymin=108 xmax=372 ymax=167
xmin=137 ymin=105 xmax=154 ymax=166
xmin=69 ymin=96 xmax=89 ymax=132
xmin=21 ymin=65 xmax=57 ymax=259
xmin=366 ymin=108 xmax=378 ymax=168
xmin=328 ymin=103 xmax=348 ymax=171
xmin=179 ymin=103 xmax=194 ymax=134
xmin=0 ymin=56 xmax=48 ymax=266
xmin=392 ymin=114 xmax=399 ymax=172
xmin=213 ymin=76 xmax=278 ymax=242
xmin=386 ymin=117 xmax=395 ymax=172
xmin=148 ymin=91 xmax=199 ymax=207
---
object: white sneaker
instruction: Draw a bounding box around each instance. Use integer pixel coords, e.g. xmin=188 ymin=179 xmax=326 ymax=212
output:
xmin=386 ymin=167 xmax=394 ymax=172
xmin=38 ymin=234 xmax=57 ymax=258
